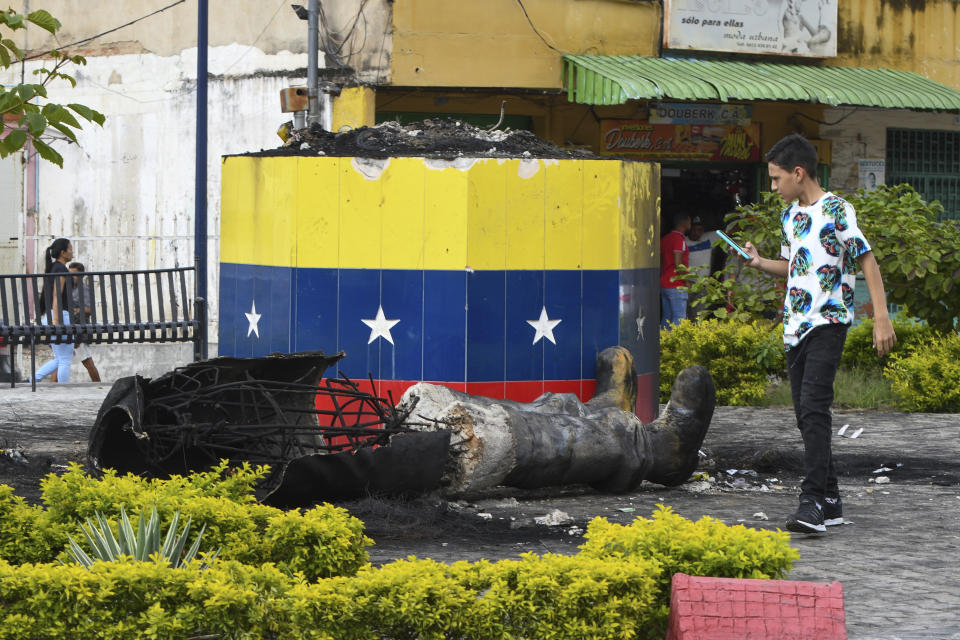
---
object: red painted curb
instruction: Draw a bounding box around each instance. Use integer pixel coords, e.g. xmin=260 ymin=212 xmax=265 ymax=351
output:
xmin=666 ymin=573 xmax=847 ymax=639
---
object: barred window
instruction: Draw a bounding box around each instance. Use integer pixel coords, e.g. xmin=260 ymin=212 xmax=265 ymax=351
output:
xmin=886 ymin=128 xmax=960 ymax=222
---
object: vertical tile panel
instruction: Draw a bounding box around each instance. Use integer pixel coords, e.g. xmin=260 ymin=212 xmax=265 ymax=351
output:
xmin=267 ymin=266 xmax=293 ymax=354
xmin=619 ymin=161 xmax=660 ymax=270
xmin=505 ymin=270 xmax=543 ymax=384
xmin=217 ymin=262 xmax=238 ymax=356
xmin=424 ymin=162 xmax=469 ymax=270
xmin=296 ymin=158 xmax=340 ymax=269
xmin=219 ymin=158 xmax=256 ymax=265
xmin=543 ymin=269 xmax=581 ymax=382
xmin=505 ymin=159 xmax=546 ymax=270
xmin=237 ymin=264 xmax=288 ymax=358
xmin=294 ymin=267 xmax=338 ymax=353
xmin=466 ymin=159 xmax=507 ymax=270
xmin=381 ymin=159 xmax=426 ymax=270
xmin=466 ymin=269 xmax=505 ymax=385
xmin=618 ymin=267 xmax=660 ymax=378
xmin=253 ymin=157 xmax=298 ymax=268
xmin=581 ymin=269 xmax=619 ymax=383
xmin=339 ymin=159 xmax=384 ymax=269
xmin=581 ymin=160 xmax=620 ymax=270
xmin=238 ymin=263 xmax=264 ymax=358
xmin=423 ymin=270 xmax=466 ymax=383
xmin=380 ymin=269 xmax=423 ymax=382
xmin=544 ymin=160 xmax=584 ymax=270
xmin=337 ymin=268 xmax=382 ymax=381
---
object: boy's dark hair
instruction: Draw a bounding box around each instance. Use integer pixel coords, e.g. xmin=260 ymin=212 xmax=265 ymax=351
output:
xmin=765 ymin=134 xmax=818 ymax=178
xmin=69 ymin=262 xmax=85 ymax=272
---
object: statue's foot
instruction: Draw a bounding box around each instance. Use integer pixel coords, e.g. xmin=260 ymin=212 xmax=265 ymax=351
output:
xmin=643 ymin=365 xmax=716 ymax=486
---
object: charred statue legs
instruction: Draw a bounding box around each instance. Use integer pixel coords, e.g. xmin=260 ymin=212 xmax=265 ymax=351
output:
xmin=400 ymin=347 xmax=715 ymax=496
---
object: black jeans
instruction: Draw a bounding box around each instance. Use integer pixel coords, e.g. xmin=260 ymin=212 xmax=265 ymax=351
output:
xmin=786 ymin=324 xmax=848 ymax=502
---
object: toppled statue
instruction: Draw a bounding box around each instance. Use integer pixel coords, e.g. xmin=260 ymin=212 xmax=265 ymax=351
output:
xmin=87 ymin=348 xmax=715 ymax=506
xmin=399 ymin=346 xmax=716 ymax=495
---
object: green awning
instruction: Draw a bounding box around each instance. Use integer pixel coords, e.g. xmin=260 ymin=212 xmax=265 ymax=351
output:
xmin=562 ymin=55 xmax=960 ymax=111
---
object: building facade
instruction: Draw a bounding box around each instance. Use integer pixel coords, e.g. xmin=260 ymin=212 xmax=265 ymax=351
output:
xmin=328 ymin=0 xmax=960 ymax=220
xmin=0 ymin=0 xmax=343 ymax=377
xmin=4 ymin=0 xmax=959 ymax=385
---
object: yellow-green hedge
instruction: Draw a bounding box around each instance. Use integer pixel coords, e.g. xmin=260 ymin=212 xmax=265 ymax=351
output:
xmin=0 ymin=554 xmax=661 ymax=640
xmin=0 ymin=503 xmax=800 ymax=640
xmin=1 ymin=463 xmax=371 ymax=580
xmin=0 ymin=486 xmax=60 ymax=564
xmin=580 ymin=505 xmax=799 ymax=638
xmin=884 ymin=331 xmax=960 ymax=412
xmin=841 ymin=317 xmax=937 ymax=371
xmin=660 ymin=318 xmax=785 ymax=405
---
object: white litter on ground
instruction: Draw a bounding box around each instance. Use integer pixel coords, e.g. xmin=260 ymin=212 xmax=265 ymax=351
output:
xmin=534 ymin=509 xmax=574 ymax=526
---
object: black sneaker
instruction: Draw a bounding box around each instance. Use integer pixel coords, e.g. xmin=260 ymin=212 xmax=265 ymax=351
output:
xmin=786 ymin=498 xmax=826 ymax=533
xmin=823 ymin=496 xmax=843 ymax=526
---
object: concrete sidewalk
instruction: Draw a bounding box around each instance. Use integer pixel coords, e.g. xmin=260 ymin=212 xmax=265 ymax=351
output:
xmin=1 ymin=382 xmax=959 ymax=639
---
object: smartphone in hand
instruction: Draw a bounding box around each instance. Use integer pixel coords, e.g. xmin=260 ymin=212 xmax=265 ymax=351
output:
xmin=716 ymin=230 xmax=751 ymax=260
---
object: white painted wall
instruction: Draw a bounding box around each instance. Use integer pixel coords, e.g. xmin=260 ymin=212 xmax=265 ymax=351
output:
xmin=0 ymin=152 xmax=21 ymax=274
xmin=820 ymin=108 xmax=960 ymax=192
xmin=1 ymin=44 xmax=311 ymax=381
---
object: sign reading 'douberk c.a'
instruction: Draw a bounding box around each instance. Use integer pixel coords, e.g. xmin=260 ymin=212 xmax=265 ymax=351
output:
xmin=663 ymin=0 xmax=838 ymax=58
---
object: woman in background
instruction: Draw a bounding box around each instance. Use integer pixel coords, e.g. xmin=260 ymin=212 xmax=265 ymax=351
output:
xmin=29 ymin=238 xmax=75 ymax=383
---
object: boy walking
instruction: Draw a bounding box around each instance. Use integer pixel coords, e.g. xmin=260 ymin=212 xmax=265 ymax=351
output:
xmin=742 ymin=134 xmax=896 ymax=533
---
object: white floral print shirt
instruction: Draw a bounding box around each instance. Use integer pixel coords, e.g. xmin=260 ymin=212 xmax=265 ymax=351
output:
xmin=780 ymin=192 xmax=872 ymax=349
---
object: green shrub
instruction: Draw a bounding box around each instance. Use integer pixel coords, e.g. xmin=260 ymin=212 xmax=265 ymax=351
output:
xmin=580 ymin=505 xmax=799 ymax=638
xmin=660 ymin=318 xmax=785 ymax=405
xmin=263 ymin=504 xmax=372 ymax=580
xmin=841 ymin=317 xmax=937 ymax=371
xmin=1 ymin=463 xmax=371 ymax=579
xmin=0 ymin=554 xmax=661 ymax=640
xmin=0 ymin=505 xmax=797 ymax=639
xmin=471 ymin=553 xmax=661 ymax=639
xmin=0 ymin=559 xmax=295 ymax=640
xmin=884 ymin=331 xmax=960 ymax=412
xmin=39 ymin=460 xmax=268 ymax=523
xmin=0 ymin=485 xmax=64 ymax=564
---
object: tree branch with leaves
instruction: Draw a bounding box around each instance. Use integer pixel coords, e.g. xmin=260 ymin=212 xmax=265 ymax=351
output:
xmin=1 ymin=7 xmax=105 ymax=167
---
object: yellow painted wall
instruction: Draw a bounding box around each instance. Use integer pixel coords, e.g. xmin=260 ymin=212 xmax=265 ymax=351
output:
xmin=391 ymin=0 xmax=660 ymax=88
xmin=332 ymin=87 xmax=378 ymax=131
xmin=834 ymin=0 xmax=960 ymax=89
xmin=389 ymin=0 xmax=960 ymax=91
xmin=220 ymin=155 xmax=659 ymax=271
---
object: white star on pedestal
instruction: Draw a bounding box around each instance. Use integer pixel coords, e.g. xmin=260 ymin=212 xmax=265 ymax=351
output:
xmin=245 ymin=300 xmax=262 ymax=338
xmin=527 ymin=306 xmax=562 ymax=345
xmin=636 ymin=305 xmax=646 ymax=341
xmin=362 ymin=305 xmax=400 ymax=345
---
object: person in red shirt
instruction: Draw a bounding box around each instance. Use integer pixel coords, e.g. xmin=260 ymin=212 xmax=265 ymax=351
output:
xmin=660 ymin=213 xmax=691 ymax=328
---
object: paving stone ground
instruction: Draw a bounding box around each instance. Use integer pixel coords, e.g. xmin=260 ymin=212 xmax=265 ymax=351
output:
xmin=1 ymin=383 xmax=958 ymax=639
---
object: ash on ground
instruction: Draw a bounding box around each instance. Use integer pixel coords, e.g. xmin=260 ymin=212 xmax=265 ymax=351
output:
xmin=0 ymin=445 xmax=59 ymax=503
xmin=252 ymin=118 xmax=598 ymax=160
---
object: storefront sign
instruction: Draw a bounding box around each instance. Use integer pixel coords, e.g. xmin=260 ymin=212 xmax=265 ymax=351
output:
xmin=663 ymin=0 xmax=838 ymax=58
xmin=858 ymin=159 xmax=884 ymax=191
xmin=650 ymin=103 xmax=752 ymax=125
xmin=600 ymin=120 xmax=762 ymax=162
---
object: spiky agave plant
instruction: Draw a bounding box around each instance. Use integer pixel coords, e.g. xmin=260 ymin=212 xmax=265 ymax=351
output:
xmin=64 ymin=506 xmax=219 ymax=569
